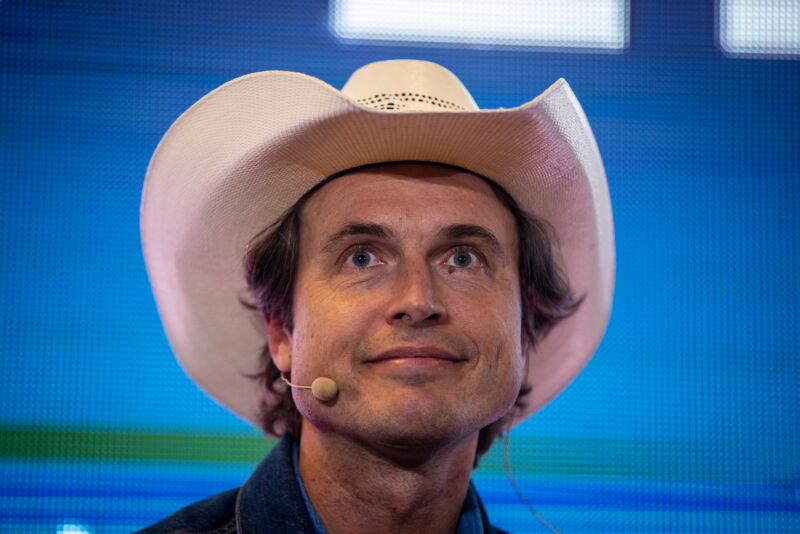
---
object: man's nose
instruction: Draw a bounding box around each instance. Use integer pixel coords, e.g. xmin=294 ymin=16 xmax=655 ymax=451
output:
xmin=384 ymin=260 xmax=448 ymax=327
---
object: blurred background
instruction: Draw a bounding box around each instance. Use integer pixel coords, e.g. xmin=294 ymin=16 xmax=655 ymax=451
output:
xmin=1 ymin=1 xmax=798 ymax=532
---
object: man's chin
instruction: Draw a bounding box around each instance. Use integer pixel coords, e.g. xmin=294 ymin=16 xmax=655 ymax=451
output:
xmin=353 ymin=410 xmax=483 ymax=457
xmin=366 ymin=427 xmax=478 ymax=466
xmin=297 ymin=389 xmax=507 ymax=459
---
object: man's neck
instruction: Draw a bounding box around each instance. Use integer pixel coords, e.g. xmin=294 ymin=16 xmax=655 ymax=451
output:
xmin=298 ymin=425 xmax=479 ymax=534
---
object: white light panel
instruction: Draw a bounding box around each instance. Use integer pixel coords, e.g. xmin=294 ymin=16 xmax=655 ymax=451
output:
xmin=720 ymin=0 xmax=800 ymax=55
xmin=331 ymin=0 xmax=628 ymax=50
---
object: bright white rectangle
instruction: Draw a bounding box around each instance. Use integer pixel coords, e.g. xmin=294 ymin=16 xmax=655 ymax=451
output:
xmin=331 ymin=0 xmax=628 ymax=50
xmin=720 ymin=0 xmax=800 ymax=55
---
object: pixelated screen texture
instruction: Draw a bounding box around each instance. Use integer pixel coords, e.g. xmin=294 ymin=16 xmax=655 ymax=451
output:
xmin=720 ymin=0 xmax=800 ymax=55
xmin=1 ymin=0 xmax=798 ymax=532
xmin=332 ymin=0 xmax=628 ymax=49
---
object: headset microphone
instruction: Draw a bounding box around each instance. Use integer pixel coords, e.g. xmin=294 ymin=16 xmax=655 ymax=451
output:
xmin=281 ymin=374 xmax=339 ymax=402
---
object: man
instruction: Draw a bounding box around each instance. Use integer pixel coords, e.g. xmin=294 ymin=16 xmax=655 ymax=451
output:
xmin=139 ymin=60 xmax=614 ymax=533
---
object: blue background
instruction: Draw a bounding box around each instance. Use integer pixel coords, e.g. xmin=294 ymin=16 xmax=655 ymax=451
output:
xmin=1 ymin=1 xmax=798 ymax=532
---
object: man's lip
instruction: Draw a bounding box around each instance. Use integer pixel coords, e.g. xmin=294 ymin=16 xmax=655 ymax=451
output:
xmin=365 ymin=346 xmax=466 ymax=363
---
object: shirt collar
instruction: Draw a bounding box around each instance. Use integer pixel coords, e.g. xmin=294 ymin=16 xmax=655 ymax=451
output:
xmin=291 ymin=438 xmax=328 ymax=534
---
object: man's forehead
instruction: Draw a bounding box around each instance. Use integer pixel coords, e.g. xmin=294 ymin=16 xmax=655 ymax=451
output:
xmin=301 ymin=162 xmax=512 ymax=225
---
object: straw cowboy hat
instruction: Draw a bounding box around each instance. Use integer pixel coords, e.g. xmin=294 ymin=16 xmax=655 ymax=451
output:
xmin=141 ymin=59 xmax=614 ymax=429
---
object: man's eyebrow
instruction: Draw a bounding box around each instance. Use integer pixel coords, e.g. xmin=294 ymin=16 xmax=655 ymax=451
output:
xmin=438 ymin=224 xmax=503 ymax=254
xmin=322 ymin=222 xmax=395 ymax=252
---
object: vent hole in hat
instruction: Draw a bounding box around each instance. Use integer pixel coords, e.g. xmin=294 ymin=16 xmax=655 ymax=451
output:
xmin=356 ymin=93 xmax=464 ymax=111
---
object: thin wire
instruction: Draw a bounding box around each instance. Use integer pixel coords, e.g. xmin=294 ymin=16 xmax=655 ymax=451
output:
xmin=280 ymin=374 xmax=311 ymax=389
xmin=502 ymin=430 xmax=562 ymax=534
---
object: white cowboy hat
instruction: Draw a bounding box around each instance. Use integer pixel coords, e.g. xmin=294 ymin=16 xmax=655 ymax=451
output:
xmin=141 ymin=59 xmax=614 ymax=429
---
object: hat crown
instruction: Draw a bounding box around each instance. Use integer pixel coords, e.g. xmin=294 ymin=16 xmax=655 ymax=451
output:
xmin=341 ymin=60 xmax=479 ymax=112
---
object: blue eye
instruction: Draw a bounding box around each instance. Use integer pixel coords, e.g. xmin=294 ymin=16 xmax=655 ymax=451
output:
xmin=348 ymin=249 xmax=378 ymax=268
xmin=446 ymin=249 xmax=481 ymax=269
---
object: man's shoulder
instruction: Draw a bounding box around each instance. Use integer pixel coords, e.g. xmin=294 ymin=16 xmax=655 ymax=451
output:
xmin=135 ymin=487 xmax=240 ymax=534
xmin=135 ymin=436 xmax=306 ymax=533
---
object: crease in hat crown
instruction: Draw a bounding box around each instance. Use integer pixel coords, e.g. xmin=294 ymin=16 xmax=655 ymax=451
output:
xmin=342 ymin=60 xmax=479 ymax=112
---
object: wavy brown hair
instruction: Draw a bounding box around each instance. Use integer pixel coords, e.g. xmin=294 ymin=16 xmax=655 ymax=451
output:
xmin=243 ymin=163 xmax=582 ymax=466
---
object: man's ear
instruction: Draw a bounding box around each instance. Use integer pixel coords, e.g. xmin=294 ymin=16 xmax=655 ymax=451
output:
xmin=521 ymin=331 xmax=532 ymax=355
xmin=521 ymin=289 xmax=536 ymax=354
xmin=264 ymin=316 xmax=292 ymax=373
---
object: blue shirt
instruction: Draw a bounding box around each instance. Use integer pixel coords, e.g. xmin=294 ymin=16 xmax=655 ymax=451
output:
xmin=292 ymin=440 xmax=484 ymax=534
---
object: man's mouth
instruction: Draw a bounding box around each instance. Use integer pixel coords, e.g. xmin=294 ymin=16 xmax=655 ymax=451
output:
xmin=365 ymin=346 xmax=467 ymax=364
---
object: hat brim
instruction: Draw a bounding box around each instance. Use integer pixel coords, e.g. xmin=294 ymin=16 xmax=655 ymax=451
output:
xmin=141 ymin=71 xmax=614 ymax=428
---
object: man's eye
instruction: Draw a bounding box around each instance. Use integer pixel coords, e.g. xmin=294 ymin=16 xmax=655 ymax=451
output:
xmin=445 ymin=249 xmax=482 ymax=269
xmin=346 ymin=249 xmax=379 ymax=268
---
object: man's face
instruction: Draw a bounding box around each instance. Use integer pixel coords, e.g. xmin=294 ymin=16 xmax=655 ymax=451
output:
xmin=268 ymin=163 xmax=525 ymax=450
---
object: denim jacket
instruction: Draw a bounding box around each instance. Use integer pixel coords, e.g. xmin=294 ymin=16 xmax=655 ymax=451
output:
xmin=137 ymin=436 xmax=507 ymax=534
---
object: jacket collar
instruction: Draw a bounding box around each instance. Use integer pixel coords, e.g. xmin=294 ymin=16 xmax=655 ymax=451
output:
xmin=235 ymin=435 xmax=316 ymax=534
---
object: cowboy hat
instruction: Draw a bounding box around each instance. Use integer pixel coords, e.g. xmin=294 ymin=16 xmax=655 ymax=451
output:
xmin=141 ymin=59 xmax=614 ymax=429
